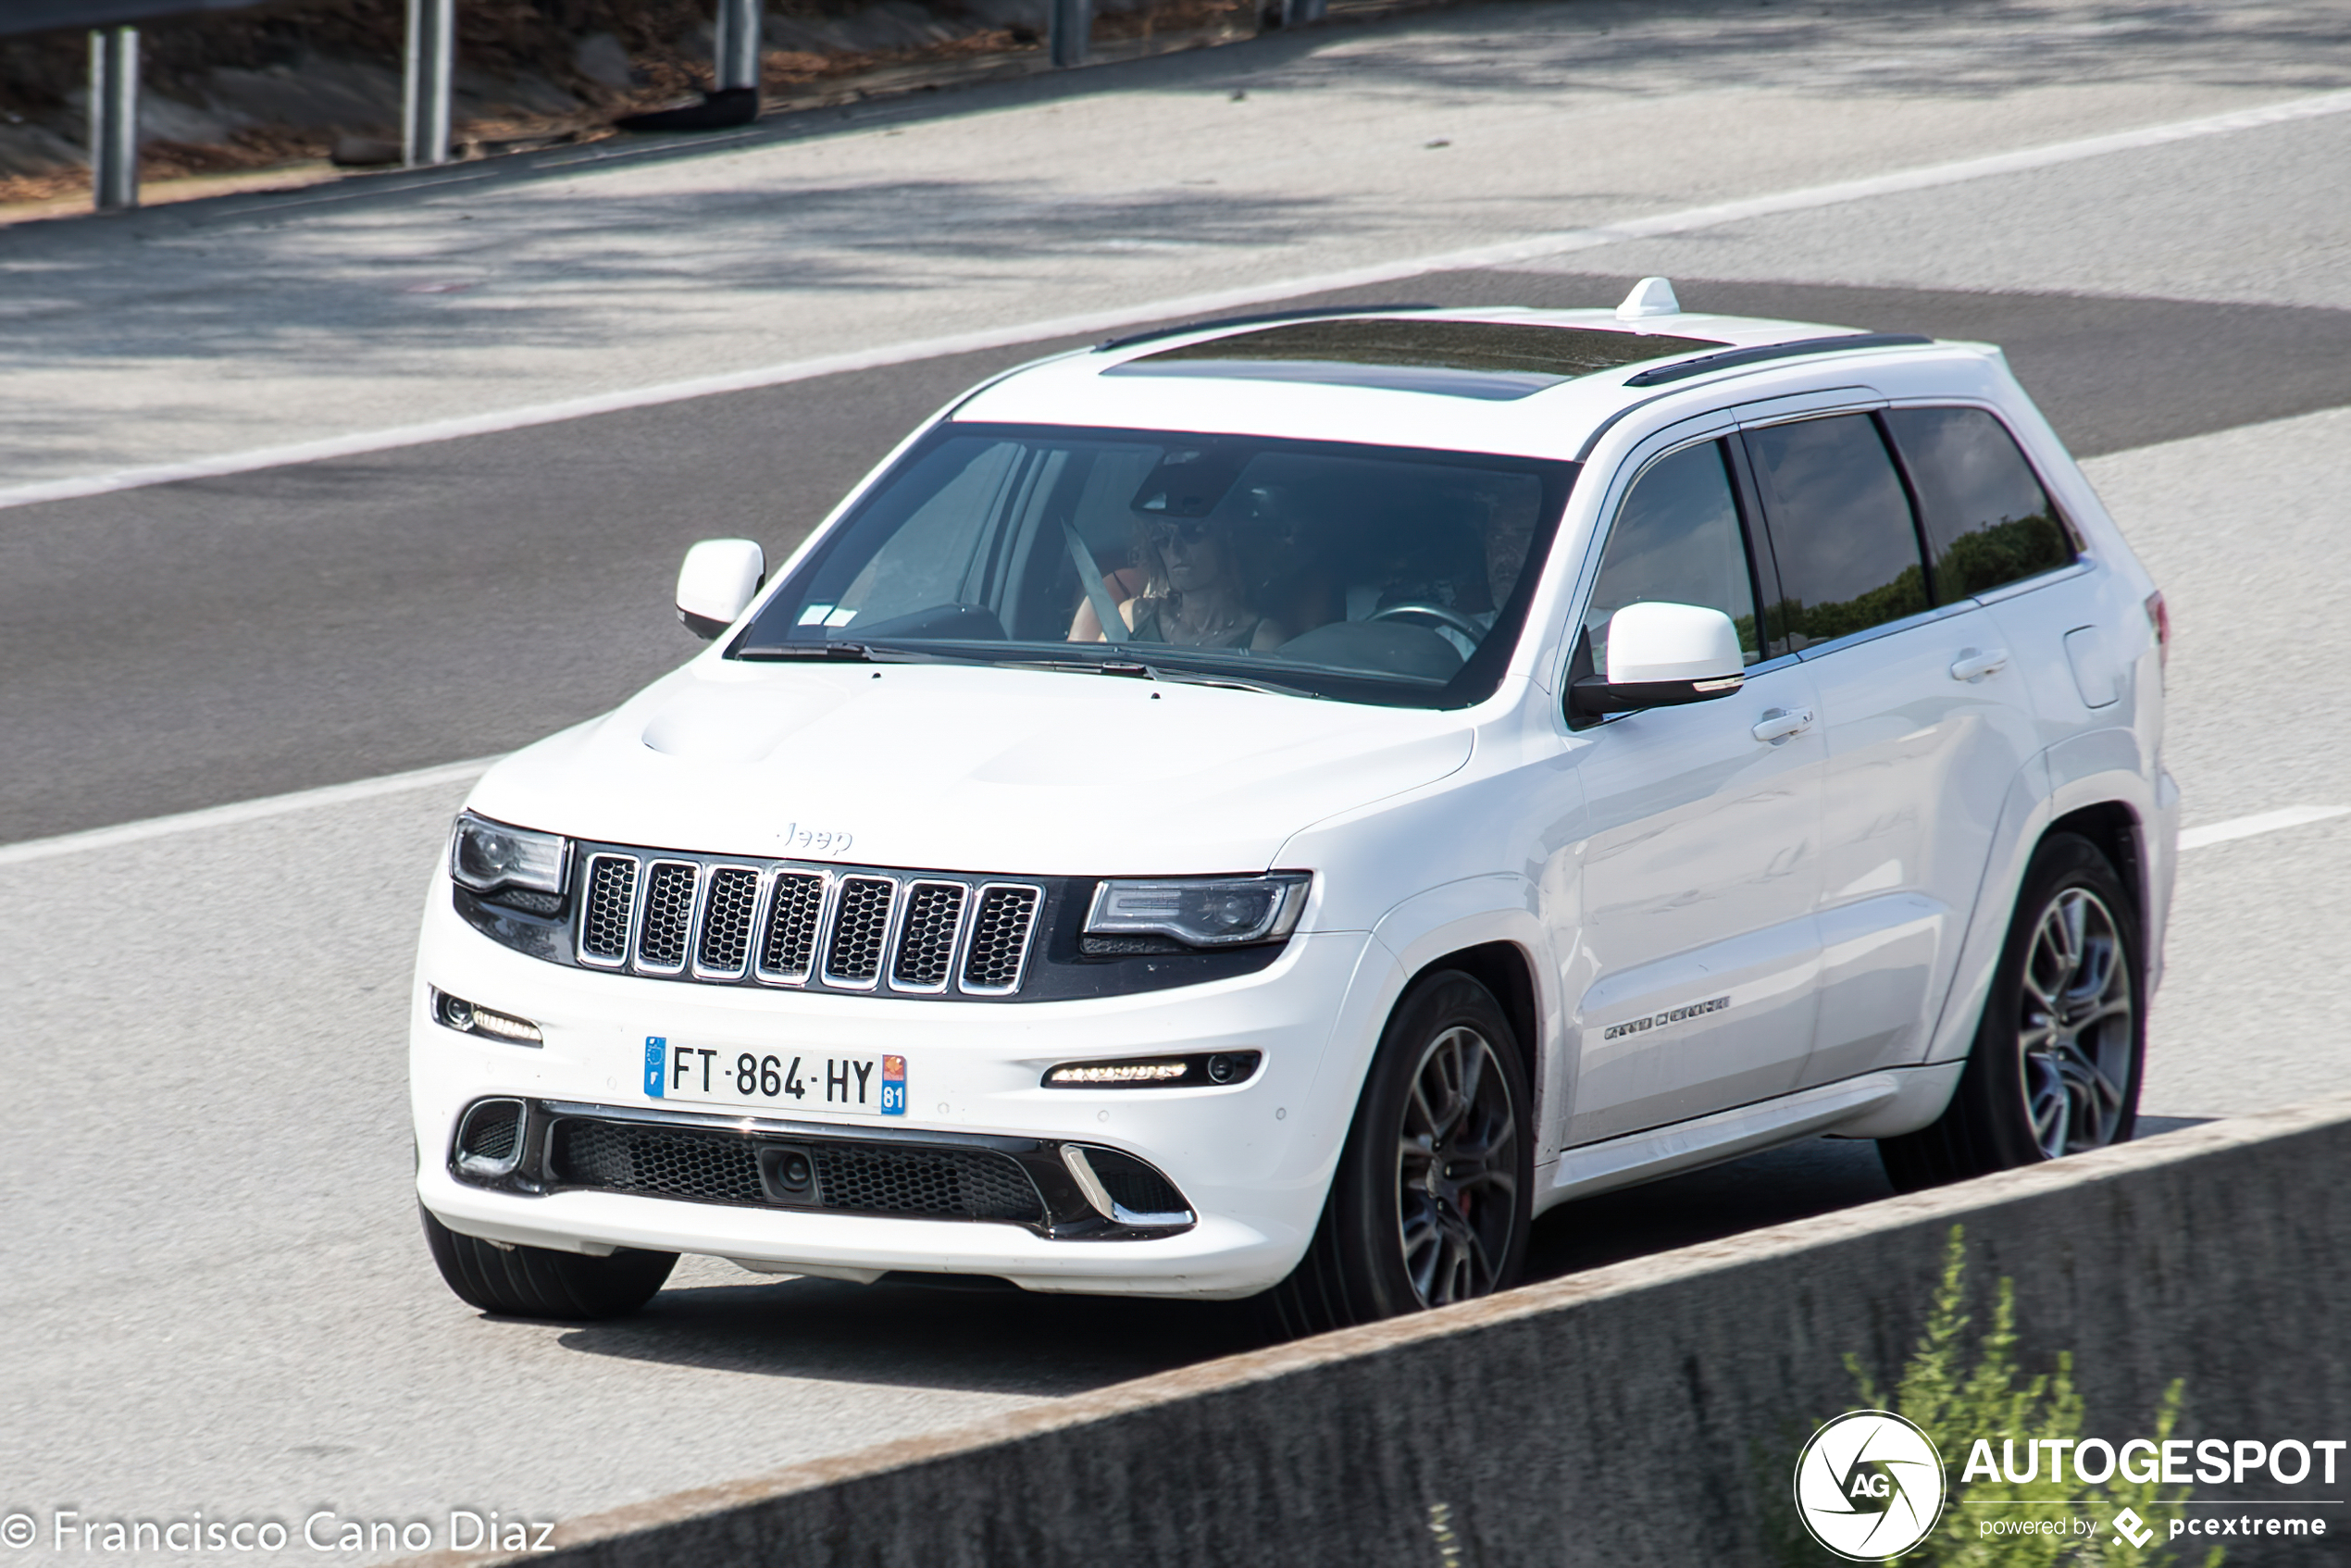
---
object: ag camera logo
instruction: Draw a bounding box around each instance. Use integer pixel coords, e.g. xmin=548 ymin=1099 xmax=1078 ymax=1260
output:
xmin=1795 ymin=1410 xmax=1948 ymax=1561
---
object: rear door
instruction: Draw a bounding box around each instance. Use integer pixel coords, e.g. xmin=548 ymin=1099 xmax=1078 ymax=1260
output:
xmin=1562 ymin=426 xmax=1827 ymax=1144
xmin=1736 ymin=408 xmax=2042 ymax=1087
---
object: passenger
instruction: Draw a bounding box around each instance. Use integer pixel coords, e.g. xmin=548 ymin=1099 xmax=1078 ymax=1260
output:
xmin=1073 ymin=516 xmax=1288 ymax=651
xmin=1477 ymin=483 xmax=1542 ymax=616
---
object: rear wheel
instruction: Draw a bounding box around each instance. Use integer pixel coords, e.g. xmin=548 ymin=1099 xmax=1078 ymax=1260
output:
xmin=1266 ymin=970 xmax=1532 ymax=1337
xmin=1879 ymin=832 xmax=2143 ymax=1191
xmin=421 ymin=1205 xmax=676 ymax=1320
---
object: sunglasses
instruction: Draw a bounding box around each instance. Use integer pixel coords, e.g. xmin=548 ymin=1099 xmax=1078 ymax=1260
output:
xmin=1145 ymin=519 xmax=1217 ymax=548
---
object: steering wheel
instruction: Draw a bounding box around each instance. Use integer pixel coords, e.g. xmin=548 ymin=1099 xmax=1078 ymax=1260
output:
xmin=1368 ymin=602 xmax=1485 ymax=641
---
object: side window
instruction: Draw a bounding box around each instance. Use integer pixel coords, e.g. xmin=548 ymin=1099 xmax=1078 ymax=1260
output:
xmin=1883 ymin=406 xmax=2077 ymax=603
xmin=1583 ymin=440 xmax=1765 ymax=669
xmin=1745 ymin=414 xmax=1928 ymax=648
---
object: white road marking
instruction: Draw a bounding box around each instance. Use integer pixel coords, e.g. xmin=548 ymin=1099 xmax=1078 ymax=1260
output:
xmin=5 ymin=88 xmax=2351 ymax=516
xmin=2177 ymin=804 xmax=2351 ymax=852
xmin=0 ymin=756 xmax=496 ymax=867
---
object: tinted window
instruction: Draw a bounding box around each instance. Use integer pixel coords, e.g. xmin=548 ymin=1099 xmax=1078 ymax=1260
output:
xmin=1746 ymin=414 xmax=1928 ymax=648
xmin=731 ymin=424 xmax=1574 ymax=710
xmin=1584 ymin=441 xmax=1764 ymax=668
xmin=1884 ymin=406 xmax=2076 ymax=603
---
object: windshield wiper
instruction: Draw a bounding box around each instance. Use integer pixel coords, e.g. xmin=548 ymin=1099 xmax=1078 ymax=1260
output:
xmin=734 ymin=641 xmax=979 ymax=665
xmin=738 ymin=641 xmax=1317 ymax=696
xmin=998 ymin=655 xmax=1316 ymax=699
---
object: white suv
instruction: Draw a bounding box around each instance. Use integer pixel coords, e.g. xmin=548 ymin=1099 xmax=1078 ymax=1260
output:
xmin=411 ymin=284 xmax=2177 ymax=1329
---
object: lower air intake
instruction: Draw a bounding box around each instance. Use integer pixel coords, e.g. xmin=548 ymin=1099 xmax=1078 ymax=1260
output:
xmin=1086 ymin=1147 xmax=1189 ymax=1217
xmin=454 ymin=1099 xmax=526 ymax=1176
xmin=546 ymin=1117 xmax=1046 ymax=1225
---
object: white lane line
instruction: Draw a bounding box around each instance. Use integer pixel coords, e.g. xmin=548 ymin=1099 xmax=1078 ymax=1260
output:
xmin=6 ymin=87 xmax=2351 ymax=516
xmin=0 ymin=756 xmax=497 ymax=868
xmin=2178 ymin=805 xmax=2351 ymax=852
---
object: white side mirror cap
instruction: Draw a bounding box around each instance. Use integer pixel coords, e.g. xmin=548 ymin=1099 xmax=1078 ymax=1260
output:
xmin=1604 ymin=601 xmax=1744 ymax=685
xmin=1615 ymin=276 xmax=1682 ymax=320
xmin=677 ymin=539 xmax=766 ymax=641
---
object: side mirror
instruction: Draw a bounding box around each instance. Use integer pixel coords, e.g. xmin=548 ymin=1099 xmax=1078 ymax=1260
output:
xmin=676 ymin=539 xmax=766 ymax=641
xmin=1571 ymin=601 xmax=1746 ymax=718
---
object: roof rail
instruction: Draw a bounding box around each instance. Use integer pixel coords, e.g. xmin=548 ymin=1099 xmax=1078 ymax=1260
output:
xmin=1095 ymin=304 xmax=1441 ymax=354
xmin=1622 ymin=332 xmax=1934 ymax=387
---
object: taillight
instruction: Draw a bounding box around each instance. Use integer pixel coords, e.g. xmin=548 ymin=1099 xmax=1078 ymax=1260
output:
xmin=2145 ymin=591 xmax=2170 ymax=671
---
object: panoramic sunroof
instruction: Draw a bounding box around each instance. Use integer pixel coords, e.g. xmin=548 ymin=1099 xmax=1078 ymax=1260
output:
xmin=1102 ymin=318 xmax=1731 ymax=402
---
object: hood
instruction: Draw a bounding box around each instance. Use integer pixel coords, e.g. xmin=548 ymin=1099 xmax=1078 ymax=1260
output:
xmin=466 ymin=660 xmax=1475 ymax=876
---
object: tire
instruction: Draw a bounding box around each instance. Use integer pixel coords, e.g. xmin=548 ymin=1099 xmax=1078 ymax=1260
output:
xmin=1879 ymin=832 xmax=2144 ymax=1192
xmin=420 ymin=1205 xmax=676 ymax=1320
xmin=1266 ymin=970 xmax=1533 ymax=1337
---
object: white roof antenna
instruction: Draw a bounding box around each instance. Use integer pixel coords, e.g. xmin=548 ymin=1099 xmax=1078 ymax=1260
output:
xmin=1615 ymin=277 xmax=1682 ymax=320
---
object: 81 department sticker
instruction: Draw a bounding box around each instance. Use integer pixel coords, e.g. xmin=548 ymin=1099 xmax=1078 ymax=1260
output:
xmin=1794 ymin=1410 xmax=1948 ymax=1561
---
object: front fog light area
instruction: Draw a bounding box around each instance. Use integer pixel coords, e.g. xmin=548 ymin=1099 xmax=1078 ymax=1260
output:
xmin=431 ymin=988 xmax=543 ymax=1046
xmin=1083 ymin=873 xmax=1309 ymax=952
xmin=1043 ymin=1051 xmax=1262 ymax=1088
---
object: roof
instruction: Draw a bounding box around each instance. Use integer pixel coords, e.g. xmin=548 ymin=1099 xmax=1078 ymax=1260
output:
xmin=952 ymin=304 xmax=1959 ymax=462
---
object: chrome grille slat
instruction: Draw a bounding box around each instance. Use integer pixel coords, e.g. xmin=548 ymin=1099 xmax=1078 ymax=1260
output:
xmin=962 ymin=883 xmax=1043 ymax=995
xmin=823 ymin=876 xmax=898 ymax=989
xmin=635 ymin=860 xmax=699 ymax=974
xmin=755 ymin=871 xmax=829 ymax=985
xmin=578 ymin=853 xmax=641 ymax=966
xmin=692 ymin=865 xmax=763 ymax=978
xmin=889 ymin=880 xmax=968 ymax=993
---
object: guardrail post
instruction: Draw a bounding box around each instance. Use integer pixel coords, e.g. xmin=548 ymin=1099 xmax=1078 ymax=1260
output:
xmin=403 ymin=0 xmax=455 ymax=167
xmin=89 ymin=26 xmax=140 ymax=210
xmin=714 ymin=0 xmax=761 ymax=92
xmin=1050 ymin=0 xmax=1088 ymax=67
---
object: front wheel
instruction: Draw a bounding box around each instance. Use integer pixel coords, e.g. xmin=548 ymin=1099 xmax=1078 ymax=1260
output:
xmin=421 ymin=1205 xmax=676 ymax=1320
xmin=1879 ymin=832 xmax=2144 ymax=1191
xmin=1266 ymin=970 xmax=1533 ymax=1337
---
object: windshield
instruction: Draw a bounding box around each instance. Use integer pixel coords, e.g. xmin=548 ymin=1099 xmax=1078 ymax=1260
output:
xmin=734 ymin=423 xmax=1577 ymax=708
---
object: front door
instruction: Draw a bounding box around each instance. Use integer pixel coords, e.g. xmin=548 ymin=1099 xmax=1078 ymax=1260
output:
xmin=1563 ymin=433 xmax=1827 ymax=1145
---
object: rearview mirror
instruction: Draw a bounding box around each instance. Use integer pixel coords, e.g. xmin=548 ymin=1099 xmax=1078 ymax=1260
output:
xmin=1570 ymin=601 xmax=1746 ymax=718
xmin=676 ymin=539 xmax=766 ymax=641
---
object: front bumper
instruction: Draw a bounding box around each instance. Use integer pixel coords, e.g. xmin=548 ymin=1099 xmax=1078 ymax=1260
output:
xmin=411 ymin=875 xmax=1379 ymax=1299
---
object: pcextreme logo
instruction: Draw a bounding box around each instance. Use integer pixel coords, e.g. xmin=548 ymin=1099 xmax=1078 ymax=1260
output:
xmin=1794 ymin=1411 xmax=1949 ymax=1561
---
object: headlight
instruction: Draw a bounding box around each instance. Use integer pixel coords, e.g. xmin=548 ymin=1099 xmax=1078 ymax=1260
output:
xmin=1085 ymin=873 xmax=1310 ymax=948
xmin=450 ymin=812 xmax=569 ymax=899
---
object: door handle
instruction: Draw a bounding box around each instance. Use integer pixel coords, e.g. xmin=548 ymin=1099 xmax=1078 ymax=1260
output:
xmin=1950 ymin=647 xmax=2009 ymax=682
xmin=1752 ymin=707 xmax=1815 ymax=744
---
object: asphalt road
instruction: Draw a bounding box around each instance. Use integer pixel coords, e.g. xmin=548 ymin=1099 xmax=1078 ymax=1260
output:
xmin=5 ymin=1 xmax=2351 ymax=1562
xmin=10 ymin=272 xmax=2351 ymax=846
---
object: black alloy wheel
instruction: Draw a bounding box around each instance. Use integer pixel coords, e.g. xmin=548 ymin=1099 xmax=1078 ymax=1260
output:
xmin=1880 ymin=832 xmax=2145 ymax=1191
xmin=1267 ymin=969 xmax=1532 ymax=1336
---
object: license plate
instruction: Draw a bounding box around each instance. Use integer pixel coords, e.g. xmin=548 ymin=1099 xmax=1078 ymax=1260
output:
xmin=641 ymin=1037 xmax=906 ymax=1116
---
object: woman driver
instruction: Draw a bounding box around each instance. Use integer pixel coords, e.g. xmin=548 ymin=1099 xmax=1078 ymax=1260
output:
xmin=1072 ymin=515 xmax=1287 ymax=652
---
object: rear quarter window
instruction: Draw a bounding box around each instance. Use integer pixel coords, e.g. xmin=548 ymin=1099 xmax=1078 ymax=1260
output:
xmin=1883 ymin=406 xmax=2077 ymax=603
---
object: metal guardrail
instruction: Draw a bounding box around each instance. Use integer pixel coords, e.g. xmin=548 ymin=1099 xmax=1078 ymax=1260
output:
xmin=0 ymin=0 xmax=260 ymax=28
xmin=0 ymin=0 xmax=1174 ymax=214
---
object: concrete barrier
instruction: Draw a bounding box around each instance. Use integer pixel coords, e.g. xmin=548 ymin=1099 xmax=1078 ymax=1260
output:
xmin=412 ymin=1095 xmax=2351 ymax=1568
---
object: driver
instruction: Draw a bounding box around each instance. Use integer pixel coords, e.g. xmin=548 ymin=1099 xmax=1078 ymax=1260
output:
xmin=1073 ymin=514 xmax=1287 ymax=651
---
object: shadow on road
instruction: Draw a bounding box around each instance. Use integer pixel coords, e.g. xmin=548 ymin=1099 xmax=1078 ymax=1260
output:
xmin=547 ymin=1116 xmax=2213 ymax=1393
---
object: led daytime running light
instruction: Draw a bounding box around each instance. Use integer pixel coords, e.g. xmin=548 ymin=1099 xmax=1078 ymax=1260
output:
xmin=433 ymin=989 xmax=544 ymax=1046
xmin=1049 ymin=1062 xmax=1188 ymax=1085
